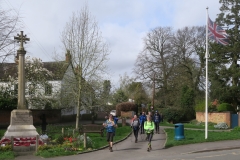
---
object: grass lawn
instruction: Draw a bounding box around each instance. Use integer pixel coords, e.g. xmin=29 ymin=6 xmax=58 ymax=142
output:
xmin=160 ymin=120 xmax=217 ymax=130
xmin=35 ymin=123 xmax=132 ymax=158
xmin=165 ymin=128 xmax=240 ymax=148
xmin=0 ymin=151 xmax=15 ymax=160
xmin=0 ymin=129 xmax=5 ymax=138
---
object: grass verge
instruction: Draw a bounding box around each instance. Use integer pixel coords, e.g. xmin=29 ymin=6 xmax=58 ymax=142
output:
xmin=160 ymin=120 xmax=217 ymax=130
xmin=0 ymin=151 xmax=15 ymax=160
xmin=165 ymin=128 xmax=240 ymax=148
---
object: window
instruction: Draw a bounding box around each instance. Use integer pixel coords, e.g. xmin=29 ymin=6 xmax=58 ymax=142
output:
xmin=45 ymin=83 xmax=52 ymax=95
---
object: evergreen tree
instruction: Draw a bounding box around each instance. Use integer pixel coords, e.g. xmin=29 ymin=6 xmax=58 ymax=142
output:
xmin=209 ymin=0 xmax=240 ymax=110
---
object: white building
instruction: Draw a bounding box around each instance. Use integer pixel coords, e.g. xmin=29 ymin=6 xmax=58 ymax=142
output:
xmin=0 ymin=52 xmax=95 ymax=115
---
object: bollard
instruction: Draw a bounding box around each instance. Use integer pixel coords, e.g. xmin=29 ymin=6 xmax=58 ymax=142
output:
xmin=122 ymin=118 xmax=126 ymax=126
xmin=73 ymin=129 xmax=75 ymax=136
xmin=36 ymin=135 xmax=39 ymax=152
xmin=83 ymin=133 xmax=86 ymax=149
xmin=62 ymin=128 xmax=64 ymax=136
xmin=11 ymin=136 xmax=14 ymax=150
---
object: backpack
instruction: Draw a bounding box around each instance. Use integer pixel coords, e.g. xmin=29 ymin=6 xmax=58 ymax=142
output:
xmin=132 ymin=118 xmax=140 ymax=127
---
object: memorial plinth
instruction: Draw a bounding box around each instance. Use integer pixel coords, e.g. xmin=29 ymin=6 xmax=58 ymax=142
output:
xmin=3 ymin=110 xmax=38 ymax=138
xmin=0 ymin=31 xmax=41 ymax=151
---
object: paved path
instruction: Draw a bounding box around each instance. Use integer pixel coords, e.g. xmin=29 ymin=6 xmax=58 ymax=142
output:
xmin=15 ymin=128 xmax=166 ymax=160
xmin=14 ymin=122 xmax=240 ymax=160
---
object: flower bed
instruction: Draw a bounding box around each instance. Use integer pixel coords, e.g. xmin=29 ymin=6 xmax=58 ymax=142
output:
xmin=0 ymin=137 xmax=44 ymax=147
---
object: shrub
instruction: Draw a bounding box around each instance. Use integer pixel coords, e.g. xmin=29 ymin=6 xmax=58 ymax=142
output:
xmin=0 ymin=144 xmax=12 ymax=151
xmin=56 ymin=135 xmax=64 ymax=144
xmin=217 ymin=103 xmax=235 ymax=112
xmin=162 ymin=107 xmax=184 ymax=123
xmin=195 ymin=101 xmax=205 ymax=112
xmin=38 ymin=145 xmax=54 ymax=151
xmin=195 ymin=100 xmax=215 ymax=112
xmin=116 ymin=102 xmax=137 ymax=116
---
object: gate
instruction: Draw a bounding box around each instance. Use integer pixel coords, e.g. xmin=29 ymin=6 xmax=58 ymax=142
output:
xmin=231 ymin=114 xmax=238 ymax=129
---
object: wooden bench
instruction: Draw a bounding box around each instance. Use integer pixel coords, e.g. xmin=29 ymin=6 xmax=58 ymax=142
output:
xmin=79 ymin=124 xmax=105 ymax=137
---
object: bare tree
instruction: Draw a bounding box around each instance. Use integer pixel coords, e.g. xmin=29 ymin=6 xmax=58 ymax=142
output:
xmin=172 ymin=26 xmax=206 ymax=91
xmin=0 ymin=7 xmax=21 ymax=62
xmin=134 ymin=27 xmax=175 ymax=107
xmin=61 ymin=6 xmax=109 ymax=129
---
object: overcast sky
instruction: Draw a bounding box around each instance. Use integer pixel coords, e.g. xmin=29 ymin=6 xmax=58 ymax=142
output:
xmin=2 ymin=0 xmax=221 ymax=88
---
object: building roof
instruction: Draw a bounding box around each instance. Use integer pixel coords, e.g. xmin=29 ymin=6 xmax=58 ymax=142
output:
xmin=0 ymin=61 xmax=70 ymax=82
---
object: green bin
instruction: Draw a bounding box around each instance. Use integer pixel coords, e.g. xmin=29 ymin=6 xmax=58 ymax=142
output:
xmin=174 ymin=123 xmax=185 ymax=140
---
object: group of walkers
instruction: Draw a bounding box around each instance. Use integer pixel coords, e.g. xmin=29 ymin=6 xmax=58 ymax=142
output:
xmin=131 ymin=111 xmax=162 ymax=151
xmin=103 ymin=110 xmax=162 ymax=152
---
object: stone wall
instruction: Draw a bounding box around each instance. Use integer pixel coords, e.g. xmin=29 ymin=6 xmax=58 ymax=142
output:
xmin=196 ymin=112 xmax=231 ymax=127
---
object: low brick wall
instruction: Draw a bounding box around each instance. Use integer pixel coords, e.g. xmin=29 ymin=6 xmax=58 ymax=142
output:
xmin=196 ymin=112 xmax=231 ymax=127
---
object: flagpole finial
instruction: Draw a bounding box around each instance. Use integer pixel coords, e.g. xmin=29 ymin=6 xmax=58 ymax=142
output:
xmin=206 ymin=7 xmax=208 ymax=10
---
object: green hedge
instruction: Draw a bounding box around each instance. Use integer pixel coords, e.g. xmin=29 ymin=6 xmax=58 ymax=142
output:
xmin=217 ymin=103 xmax=235 ymax=112
xmin=162 ymin=107 xmax=184 ymax=123
xmin=0 ymin=98 xmax=17 ymax=110
xmin=195 ymin=100 xmax=217 ymax=112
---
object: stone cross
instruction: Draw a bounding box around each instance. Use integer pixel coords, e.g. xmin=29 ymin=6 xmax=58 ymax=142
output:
xmin=14 ymin=31 xmax=30 ymax=51
xmin=14 ymin=31 xmax=30 ymax=109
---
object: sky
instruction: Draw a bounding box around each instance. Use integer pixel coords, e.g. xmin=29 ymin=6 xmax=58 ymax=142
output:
xmin=2 ymin=0 xmax=221 ymax=88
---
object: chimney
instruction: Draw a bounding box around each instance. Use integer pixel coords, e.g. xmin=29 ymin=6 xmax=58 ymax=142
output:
xmin=65 ymin=50 xmax=71 ymax=63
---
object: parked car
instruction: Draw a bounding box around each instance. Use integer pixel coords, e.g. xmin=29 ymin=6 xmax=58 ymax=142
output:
xmin=110 ymin=110 xmax=116 ymax=116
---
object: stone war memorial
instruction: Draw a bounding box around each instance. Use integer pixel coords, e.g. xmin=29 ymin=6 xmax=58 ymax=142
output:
xmin=0 ymin=31 xmax=42 ymax=152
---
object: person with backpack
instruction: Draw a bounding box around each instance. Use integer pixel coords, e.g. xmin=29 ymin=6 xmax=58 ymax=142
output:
xmin=103 ymin=114 xmax=117 ymax=152
xmin=144 ymin=115 xmax=155 ymax=152
xmin=139 ymin=112 xmax=147 ymax=134
xmin=153 ymin=110 xmax=161 ymax=134
xmin=131 ymin=115 xmax=140 ymax=143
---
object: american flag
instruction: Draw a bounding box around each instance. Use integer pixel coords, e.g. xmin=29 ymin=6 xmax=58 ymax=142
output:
xmin=208 ymin=17 xmax=229 ymax=45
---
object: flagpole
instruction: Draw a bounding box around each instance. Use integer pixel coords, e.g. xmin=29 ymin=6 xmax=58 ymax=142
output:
xmin=205 ymin=7 xmax=209 ymax=139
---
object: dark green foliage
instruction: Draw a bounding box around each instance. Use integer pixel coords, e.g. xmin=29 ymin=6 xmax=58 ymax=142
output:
xmin=217 ymin=103 xmax=235 ymax=112
xmin=162 ymin=107 xmax=184 ymax=123
xmin=56 ymin=135 xmax=64 ymax=144
xmin=112 ymin=89 xmax=128 ymax=105
xmin=195 ymin=100 xmax=205 ymax=112
xmin=180 ymin=85 xmax=194 ymax=109
xmin=45 ymin=102 xmax=52 ymax=109
xmin=180 ymin=86 xmax=195 ymax=120
xmin=0 ymin=89 xmax=17 ymax=110
xmin=208 ymin=0 xmax=240 ymax=110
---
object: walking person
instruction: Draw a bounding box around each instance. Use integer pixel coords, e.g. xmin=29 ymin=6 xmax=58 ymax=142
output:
xmin=144 ymin=115 xmax=155 ymax=152
xmin=103 ymin=114 xmax=117 ymax=152
xmin=153 ymin=111 xmax=161 ymax=134
xmin=139 ymin=112 xmax=147 ymax=134
xmin=131 ymin=115 xmax=140 ymax=143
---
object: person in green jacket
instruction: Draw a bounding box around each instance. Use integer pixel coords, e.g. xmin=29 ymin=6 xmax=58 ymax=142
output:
xmin=144 ymin=115 xmax=155 ymax=152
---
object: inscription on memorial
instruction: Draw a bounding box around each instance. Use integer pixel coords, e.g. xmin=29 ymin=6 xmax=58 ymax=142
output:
xmin=11 ymin=111 xmax=33 ymax=125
